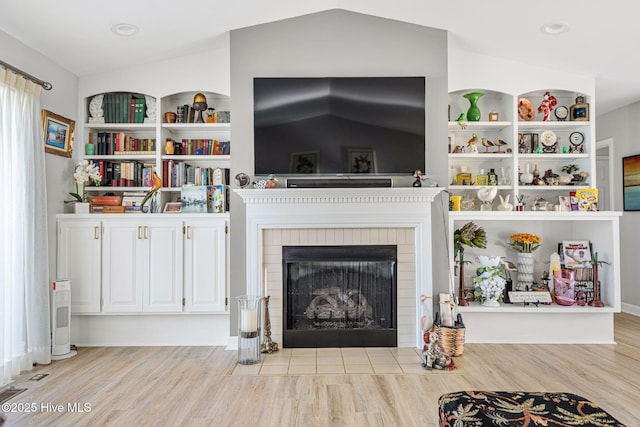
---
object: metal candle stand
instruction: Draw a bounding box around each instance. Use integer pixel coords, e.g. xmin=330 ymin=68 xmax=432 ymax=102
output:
xmin=261 ymin=295 xmax=279 ymax=354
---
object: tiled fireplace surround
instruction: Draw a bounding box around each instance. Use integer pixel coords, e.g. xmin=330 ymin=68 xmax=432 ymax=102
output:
xmin=235 ymin=187 xmax=443 ymax=348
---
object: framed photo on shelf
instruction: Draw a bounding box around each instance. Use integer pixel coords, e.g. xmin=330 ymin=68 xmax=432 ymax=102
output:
xmin=289 ymin=151 xmax=319 ymax=174
xmin=347 ymin=148 xmax=377 ymax=173
xmin=163 ymin=202 xmax=182 ymax=213
xmin=42 ymin=109 xmax=75 ymax=157
xmin=623 ymin=154 xmax=640 ymax=211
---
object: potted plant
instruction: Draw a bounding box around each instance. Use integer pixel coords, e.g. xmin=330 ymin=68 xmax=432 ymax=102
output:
xmin=65 ymin=160 xmax=101 ymax=213
xmin=588 ymin=252 xmax=610 ymax=307
xmin=453 ymin=222 xmax=486 ymax=305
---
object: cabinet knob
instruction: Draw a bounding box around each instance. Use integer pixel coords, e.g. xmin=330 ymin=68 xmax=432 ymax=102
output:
xmin=138 ymin=226 xmax=142 ymax=240
xmin=144 ymin=226 xmax=148 ymax=239
xmin=94 ymin=226 xmax=100 ymax=240
xmin=186 ymin=226 xmax=191 ymax=240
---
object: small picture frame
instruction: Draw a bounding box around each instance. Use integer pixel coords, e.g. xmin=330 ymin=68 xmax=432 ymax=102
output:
xmin=163 ymin=202 xmax=182 ymax=213
xmin=289 ymin=151 xmax=319 ymax=174
xmin=42 ymin=110 xmax=75 ymax=157
xmin=518 ymin=133 xmax=532 ymax=153
xmin=347 ymin=148 xmax=377 ymax=173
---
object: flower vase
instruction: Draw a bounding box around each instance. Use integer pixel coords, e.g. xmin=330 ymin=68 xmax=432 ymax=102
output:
xmin=73 ymin=202 xmax=90 ymax=214
xmin=463 ymin=92 xmax=484 ymax=122
xmin=482 ymin=297 xmax=500 ymax=307
xmin=517 ymin=252 xmax=534 ymax=290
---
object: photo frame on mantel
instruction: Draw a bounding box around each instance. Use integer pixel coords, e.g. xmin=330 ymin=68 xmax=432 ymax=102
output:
xmin=623 ymin=154 xmax=640 ymax=211
xmin=42 ymin=109 xmax=75 ymax=157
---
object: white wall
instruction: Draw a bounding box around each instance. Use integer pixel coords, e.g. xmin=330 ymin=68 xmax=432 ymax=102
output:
xmin=229 ymin=9 xmax=449 ymax=334
xmin=0 ymin=29 xmax=78 ymax=283
xmin=597 ymin=106 xmax=640 ymax=314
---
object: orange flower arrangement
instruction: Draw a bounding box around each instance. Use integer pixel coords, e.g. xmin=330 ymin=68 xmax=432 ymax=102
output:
xmin=509 ymin=233 xmax=542 ymax=253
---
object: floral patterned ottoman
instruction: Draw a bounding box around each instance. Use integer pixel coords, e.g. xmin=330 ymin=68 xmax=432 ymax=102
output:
xmin=438 ymin=391 xmax=625 ymax=426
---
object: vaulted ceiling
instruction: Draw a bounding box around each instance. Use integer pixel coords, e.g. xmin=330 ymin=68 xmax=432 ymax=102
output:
xmin=1 ymin=1 xmax=636 ymax=115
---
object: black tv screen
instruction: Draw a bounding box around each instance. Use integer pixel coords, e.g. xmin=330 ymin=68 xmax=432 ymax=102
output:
xmin=253 ymin=77 xmax=425 ymax=176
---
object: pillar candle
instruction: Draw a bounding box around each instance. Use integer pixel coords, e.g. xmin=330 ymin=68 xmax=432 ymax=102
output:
xmin=241 ymin=308 xmax=258 ymax=332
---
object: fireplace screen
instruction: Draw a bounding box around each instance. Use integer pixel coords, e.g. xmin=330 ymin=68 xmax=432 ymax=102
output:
xmin=283 ymin=245 xmax=397 ymax=347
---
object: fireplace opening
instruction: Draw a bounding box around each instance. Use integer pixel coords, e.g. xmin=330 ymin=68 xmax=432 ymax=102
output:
xmin=283 ymin=245 xmax=397 ymax=348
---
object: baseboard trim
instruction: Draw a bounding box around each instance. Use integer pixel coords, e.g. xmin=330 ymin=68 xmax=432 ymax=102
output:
xmin=621 ymin=302 xmax=640 ymax=317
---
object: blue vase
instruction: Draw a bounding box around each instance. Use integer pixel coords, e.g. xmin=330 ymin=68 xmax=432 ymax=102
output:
xmin=463 ymin=92 xmax=484 ymax=122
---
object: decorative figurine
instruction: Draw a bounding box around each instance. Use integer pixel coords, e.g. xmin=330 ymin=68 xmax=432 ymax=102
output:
xmin=467 ymin=133 xmax=479 ymax=154
xmin=192 ymin=93 xmax=208 ymax=123
xmin=481 ymin=138 xmax=494 ymax=153
xmin=537 ymin=91 xmax=558 ymax=121
xmin=497 ymin=194 xmax=513 ymax=211
xmin=88 ymin=94 xmax=105 ymax=123
xmin=456 ymin=113 xmax=467 ymax=129
xmin=493 ymin=138 xmax=507 ymax=153
xmin=412 ymin=170 xmax=423 ymax=187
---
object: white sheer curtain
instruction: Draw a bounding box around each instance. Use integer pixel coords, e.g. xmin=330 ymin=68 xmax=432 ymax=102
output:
xmin=0 ymin=68 xmax=51 ymax=386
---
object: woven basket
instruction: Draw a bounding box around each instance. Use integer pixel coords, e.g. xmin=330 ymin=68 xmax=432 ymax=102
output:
xmin=433 ymin=312 xmax=465 ymax=357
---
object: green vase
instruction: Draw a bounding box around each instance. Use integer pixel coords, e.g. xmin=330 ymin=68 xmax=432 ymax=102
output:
xmin=463 ymin=92 xmax=484 ymax=122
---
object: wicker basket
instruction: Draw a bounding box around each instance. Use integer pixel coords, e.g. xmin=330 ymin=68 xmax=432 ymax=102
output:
xmin=433 ymin=312 xmax=465 ymax=357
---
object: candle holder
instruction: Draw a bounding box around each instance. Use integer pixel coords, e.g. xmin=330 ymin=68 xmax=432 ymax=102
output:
xmin=261 ymin=295 xmax=279 ymax=354
xmin=237 ymin=295 xmax=263 ymax=365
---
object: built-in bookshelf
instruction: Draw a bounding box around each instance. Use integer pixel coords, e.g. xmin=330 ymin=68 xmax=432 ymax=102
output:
xmin=82 ymin=91 xmax=231 ymax=213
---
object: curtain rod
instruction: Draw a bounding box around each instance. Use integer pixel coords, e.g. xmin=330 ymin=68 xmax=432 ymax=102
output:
xmin=0 ymin=59 xmax=53 ymax=90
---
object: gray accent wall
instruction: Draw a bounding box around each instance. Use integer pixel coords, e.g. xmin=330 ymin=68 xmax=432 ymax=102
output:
xmin=229 ymin=9 xmax=449 ymax=334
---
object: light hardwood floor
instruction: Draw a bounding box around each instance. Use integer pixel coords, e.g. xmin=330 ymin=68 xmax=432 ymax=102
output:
xmin=3 ymin=313 xmax=639 ymax=426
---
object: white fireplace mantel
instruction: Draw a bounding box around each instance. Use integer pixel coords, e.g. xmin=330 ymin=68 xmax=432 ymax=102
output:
xmin=235 ymin=187 xmax=444 ymax=347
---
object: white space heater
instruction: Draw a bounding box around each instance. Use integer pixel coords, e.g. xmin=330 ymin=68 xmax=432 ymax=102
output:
xmin=51 ymin=280 xmax=77 ymax=360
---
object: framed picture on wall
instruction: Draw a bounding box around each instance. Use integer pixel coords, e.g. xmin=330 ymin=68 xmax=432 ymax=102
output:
xmin=623 ymin=154 xmax=640 ymax=211
xmin=42 ymin=110 xmax=75 ymax=157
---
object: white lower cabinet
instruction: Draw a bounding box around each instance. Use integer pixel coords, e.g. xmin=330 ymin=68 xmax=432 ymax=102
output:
xmin=102 ymin=218 xmax=183 ymax=313
xmin=57 ymin=218 xmax=102 ymax=313
xmin=57 ymin=214 xmax=228 ymax=316
xmin=183 ymin=218 xmax=227 ymax=312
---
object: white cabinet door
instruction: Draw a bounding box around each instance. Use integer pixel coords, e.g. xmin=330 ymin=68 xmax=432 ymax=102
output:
xmin=184 ymin=219 xmax=227 ymax=312
xmin=143 ymin=220 xmax=183 ymax=312
xmin=102 ymin=219 xmax=183 ymax=313
xmin=57 ymin=218 xmax=102 ymax=313
xmin=102 ymin=220 xmax=142 ymax=312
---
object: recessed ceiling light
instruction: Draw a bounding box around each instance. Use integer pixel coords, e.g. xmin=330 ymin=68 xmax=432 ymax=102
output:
xmin=541 ymin=22 xmax=568 ymax=35
xmin=111 ymin=23 xmax=139 ymax=37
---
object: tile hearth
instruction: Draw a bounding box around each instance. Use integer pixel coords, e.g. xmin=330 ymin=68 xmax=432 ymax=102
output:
xmin=228 ymin=347 xmax=462 ymax=376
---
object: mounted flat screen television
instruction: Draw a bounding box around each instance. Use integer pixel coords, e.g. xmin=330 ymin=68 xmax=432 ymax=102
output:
xmin=253 ymin=77 xmax=426 ymax=176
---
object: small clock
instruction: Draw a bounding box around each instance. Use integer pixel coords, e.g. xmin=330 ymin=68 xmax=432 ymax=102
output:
xmin=569 ymin=131 xmax=585 ymax=153
xmin=554 ymin=105 xmax=569 ymax=121
xmin=234 ymin=172 xmax=251 ymax=188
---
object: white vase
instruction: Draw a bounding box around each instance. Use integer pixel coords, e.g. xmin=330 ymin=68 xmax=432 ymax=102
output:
xmin=481 ymin=298 xmax=500 ymax=307
xmin=73 ymin=202 xmax=90 ymax=214
xmin=521 ymin=164 xmax=534 ymax=185
xmin=517 ymin=252 xmax=534 ymax=290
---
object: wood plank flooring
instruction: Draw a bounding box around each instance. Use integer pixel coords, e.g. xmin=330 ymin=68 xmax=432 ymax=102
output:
xmin=2 ymin=313 xmax=639 ymax=426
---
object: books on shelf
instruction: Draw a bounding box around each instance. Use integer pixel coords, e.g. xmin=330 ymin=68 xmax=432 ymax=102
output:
xmin=89 ymin=131 xmax=155 ymax=156
xmin=162 ymin=160 xmax=229 ymax=188
xmin=575 ymin=188 xmax=598 ymax=211
xmin=89 ymin=160 xmax=155 ymax=187
xmin=164 ymin=139 xmax=230 ymax=156
xmin=99 ymin=93 xmax=148 ymax=124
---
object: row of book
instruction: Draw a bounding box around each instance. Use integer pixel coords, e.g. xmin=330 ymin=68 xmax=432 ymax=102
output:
xmin=162 ymin=160 xmax=230 ymax=188
xmin=167 ymin=139 xmax=230 ymax=156
xmin=90 ymin=161 xmax=155 ymax=188
xmin=99 ymin=93 xmax=147 ymax=124
xmin=88 ymin=132 xmax=156 ymax=156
